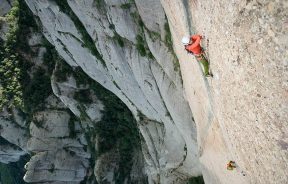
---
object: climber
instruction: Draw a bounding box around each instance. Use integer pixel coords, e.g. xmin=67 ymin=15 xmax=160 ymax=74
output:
xmin=182 ymin=35 xmax=212 ymax=77
xmin=226 ymin=161 xmax=237 ymax=170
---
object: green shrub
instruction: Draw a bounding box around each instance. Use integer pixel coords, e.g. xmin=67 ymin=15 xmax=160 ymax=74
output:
xmin=54 ymin=59 xmax=72 ymax=82
xmin=136 ymin=35 xmax=146 ymax=56
xmin=164 ymin=22 xmax=173 ymax=50
xmin=77 ymin=104 xmax=89 ymax=121
xmin=71 ymin=66 xmax=141 ymax=183
xmin=68 ymin=113 xmax=77 ymax=138
xmin=0 ymin=0 xmax=41 ymax=110
xmin=130 ymin=10 xmax=157 ymax=60
xmin=0 ymin=0 xmax=23 ymax=109
xmin=73 ymin=66 xmax=89 ymax=87
xmin=120 ymin=3 xmax=131 ymax=9
xmin=33 ymin=118 xmax=44 ymax=128
xmin=23 ymin=67 xmax=52 ymax=113
xmin=113 ymin=33 xmax=124 ymax=47
xmin=93 ymin=0 xmax=104 ymax=9
xmin=0 ymin=155 xmax=29 ymax=184
xmin=42 ymin=43 xmax=57 ymax=75
xmin=74 ymin=89 xmax=92 ymax=104
xmin=109 ymin=24 xmax=115 ymax=30
xmin=164 ymin=21 xmax=180 ymax=71
xmin=148 ymin=51 xmax=155 ymax=59
xmin=187 ymin=176 xmax=205 ymax=184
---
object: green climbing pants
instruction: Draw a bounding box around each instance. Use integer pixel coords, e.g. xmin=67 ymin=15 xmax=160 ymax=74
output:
xmin=195 ymin=54 xmax=210 ymax=76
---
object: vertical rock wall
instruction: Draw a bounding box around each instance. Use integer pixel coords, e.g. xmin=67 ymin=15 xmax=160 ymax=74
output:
xmin=24 ymin=0 xmax=201 ymax=183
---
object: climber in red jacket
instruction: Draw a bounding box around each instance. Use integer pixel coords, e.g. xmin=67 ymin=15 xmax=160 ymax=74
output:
xmin=182 ymin=35 xmax=212 ymax=77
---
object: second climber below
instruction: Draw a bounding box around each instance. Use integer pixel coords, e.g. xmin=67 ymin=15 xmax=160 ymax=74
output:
xmin=182 ymin=35 xmax=212 ymax=77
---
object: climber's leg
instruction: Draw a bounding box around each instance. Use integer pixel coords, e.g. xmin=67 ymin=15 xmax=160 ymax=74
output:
xmin=196 ymin=54 xmax=211 ymax=77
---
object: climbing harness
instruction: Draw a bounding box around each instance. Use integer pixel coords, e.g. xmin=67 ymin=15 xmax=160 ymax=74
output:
xmin=184 ymin=34 xmax=212 ymax=77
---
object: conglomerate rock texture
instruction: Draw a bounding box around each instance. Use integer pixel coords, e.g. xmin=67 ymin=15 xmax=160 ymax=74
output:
xmin=0 ymin=0 xmax=287 ymax=184
xmin=161 ymin=0 xmax=287 ymax=184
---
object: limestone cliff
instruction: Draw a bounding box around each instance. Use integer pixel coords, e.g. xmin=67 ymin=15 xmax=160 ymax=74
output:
xmin=22 ymin=0 xmax=200 ymax=183
xmin=0 ymin=0 xmax=287 ymax=184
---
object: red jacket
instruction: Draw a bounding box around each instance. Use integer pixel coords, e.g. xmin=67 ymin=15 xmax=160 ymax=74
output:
xmin=185 ymin=35 xmax=202 ymax=55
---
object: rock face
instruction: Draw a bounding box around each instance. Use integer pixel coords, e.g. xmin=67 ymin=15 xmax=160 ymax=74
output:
xmin=0 ymin=0 xmax=287 ymax=183
xmin=22 ymin=0 xmax=288 ymax=183
xmin=0 ymin=0 xmax=11 ymax=40
xmin=0 ymin=135 xmax=27 ymax=164
xmin=0 ymin=110 xmax=29 ymax=164
xmin=23 ymin=69 xmax=99 ymax=183
xmin=161 ymin=0 xmax=288 ymax=184
xmin=0 ymin=0 xmax=11 ymax=16
xmin=24 ymin=109 xmax=90 ymax=183
xmin=24 ymin=0 xmax=199 ymax=183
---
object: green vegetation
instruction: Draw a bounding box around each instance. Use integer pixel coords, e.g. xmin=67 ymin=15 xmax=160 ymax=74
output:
xmin=0 ymin=0 xmax=178 ymax=179
xmin=147 ymin=30 xmax=161 ymax=42
xmin=135 ymin=33 xmax=154 ymax=59
xmin=107 ymin=22 xmax=125 ymax=48
xmin=164 ymin=20 xmax=180 ymax=71
xmin=113 ymin=32 xmax=125 ymax=47
xmin=0 ymin=0 xmax=41 ymax=110
xmin=52 ymin=61 xmax=142 ymax=182
xmin=0 ymin=163 xmax=14 ymax=184
xmin=120 ymin=3 xmax=132 ymax=9
xmin=109 ymin=23 xmax=115 ymax=30
xmin=0 ymin=0 xmax=24 ymax=109
xmin=92 ymin=81 xmax=141 ymax=183
xmin=164 ymin=22 xmax=173 ymax=51
xmin=48 ymin=164 xmax=55 ymax=173
xmin=131 ymin=5 xmax=180 ymax=70
xmin=76 ymin=104 xmax=86 ymax=120
xmin=93 ymin=0 xmax=105 ymax=10
xmin=68 ymin=112 xmax=77 ymax=138
xmin=42 ymin=39 xmax=58 ymax=74
xmin=23 ymin=68 xmax=52 ymax=113
xmin=73 ymin=66 xmax=89 ymax=86
xmin=32 ymin=116 xmax=44 ymax=129
xmin=0 ymin=152 xmax=29 ymax=184
xmin=53 ymin=59 xmax=72 ymax=83
xmin=53 ymin=0 xmax=106 ymax=67
xmin=136 ymin=35 xmax=146 ymax=56
xmin=187 ymin=176 xmax=205 ymax=184
xmin=73 ymin=90 xmax=92 ymax=104
xmin=130 ymin=11 xmax=145 ymax=31
xmin=130 ymin=9 xmax=155 ymax=59
xmin=70 ymin=66 xmax=141 ymax=183
xmin=137 ymin=110 xmax=145 ymax=121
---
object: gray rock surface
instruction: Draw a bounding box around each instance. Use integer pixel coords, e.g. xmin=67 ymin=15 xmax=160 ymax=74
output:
xmin=24 ymin=109 xmax=90 ymax=183
xmin=1 ymin=0 xmax=286 ymax=183
xmin=24 ymin=150 xmax=88 ymax=183
xmin=0 ymin=143 xmax=26 ymax=164
xmin=0 ymin=111 xmax=28 ymax=164
xmin=94 ymin=149 xmax=120 ymax=184
xmin=0 ymin=117 xmax=29 ymax=151
xmin=0 ymin=0 xmax=11 ymax=16
xmin=24 ymin=0 xmax=199 ymax=182
xmin=24 ymin=93 xmax=91 ymax=183
xmin=162 ymin=0 xmax=288 ymax=183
